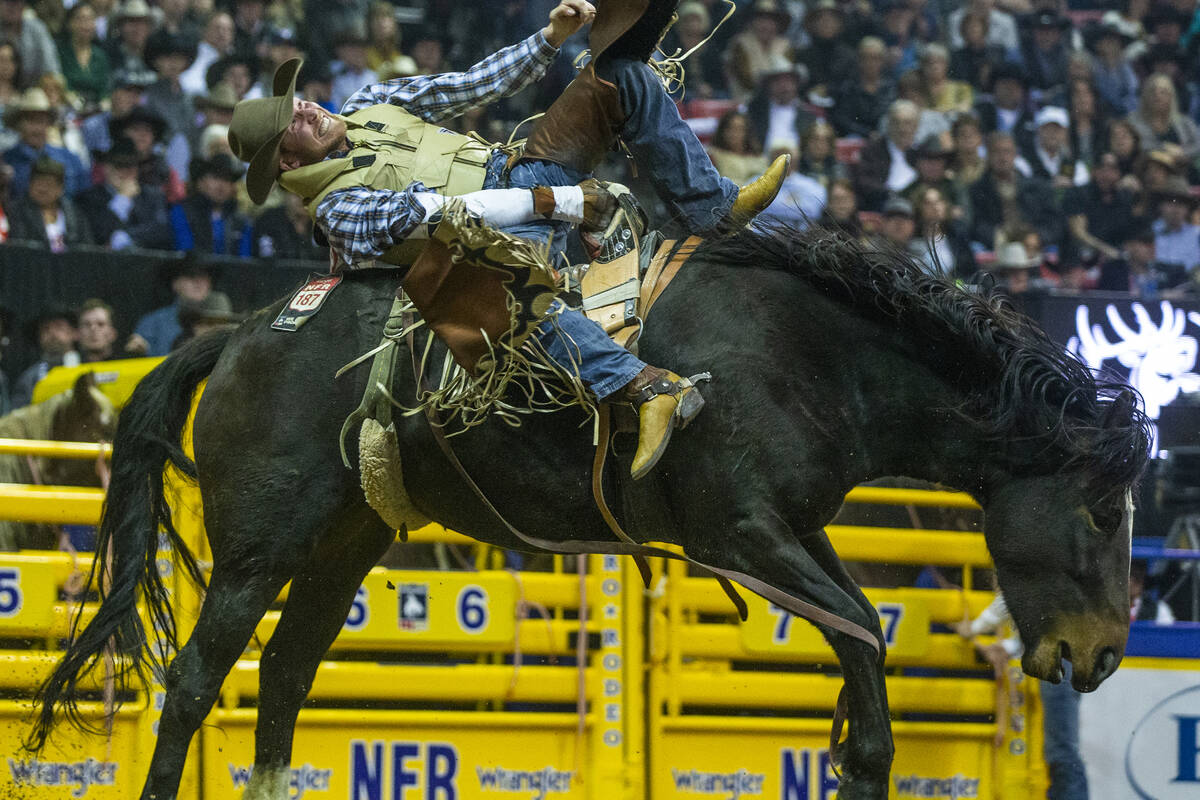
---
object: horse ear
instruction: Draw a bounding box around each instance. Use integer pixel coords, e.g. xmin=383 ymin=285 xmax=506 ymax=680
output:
xmin=70 ymin=372 xmax=97 ymax=408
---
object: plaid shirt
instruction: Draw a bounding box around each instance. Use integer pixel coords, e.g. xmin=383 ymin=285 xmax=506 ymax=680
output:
xmin=317 ymin=32 xmax=558 ymax=267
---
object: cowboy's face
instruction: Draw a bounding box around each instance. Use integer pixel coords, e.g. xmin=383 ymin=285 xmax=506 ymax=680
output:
xmin=279 ymin=98 xmax=347 ymax=171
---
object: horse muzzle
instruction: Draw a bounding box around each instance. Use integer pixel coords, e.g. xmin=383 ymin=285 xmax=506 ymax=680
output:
xmin=1022 ymin=615 xmax=1127 ymax=692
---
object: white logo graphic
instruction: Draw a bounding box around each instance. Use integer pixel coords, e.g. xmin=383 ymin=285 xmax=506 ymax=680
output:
xmin=1067 ymin=301 xmax=1200 ymax=451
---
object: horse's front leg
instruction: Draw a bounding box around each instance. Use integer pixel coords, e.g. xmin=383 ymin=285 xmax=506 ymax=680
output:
xmin=687 ymin=521 xmax=892 ymax=800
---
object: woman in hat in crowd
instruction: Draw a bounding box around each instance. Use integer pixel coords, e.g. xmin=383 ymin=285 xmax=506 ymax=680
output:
xmin=796 ymin=118 xmax=846 ymax=188
xmin=1150 ymin=174 xmax=1200 ymax=272
xmin=104 ymin=0 xmax=154 ymax=74
xmin=916 ymin=42 xmax=973 ymax=115
xmin=658 ymin=1 xmax=721 ymax=98
xmin=56 ymin=2 xmax=111 ymax=106
xmin=725 ymin=0 xmax=794 ymax=101
xmin=110 ymin=103 xmax=186 ymax=202
xmin=1086 ymin=12 xmax=1139 ymax=116
xmin=7 ymin=156 xmax=91 ymax=250
xmin=1127 ymin=73 xmax=1200 ymax=165
xmin=706 ymin=109 xmax=767 ymax=187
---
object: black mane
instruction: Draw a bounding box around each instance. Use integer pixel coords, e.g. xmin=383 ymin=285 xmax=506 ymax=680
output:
xmin=699 ymin=223 xmax=1152 ymax=491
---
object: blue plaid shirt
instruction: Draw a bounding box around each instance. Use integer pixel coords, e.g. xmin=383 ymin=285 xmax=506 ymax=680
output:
xmin=316 ymin=32 xmax=558 ymax=268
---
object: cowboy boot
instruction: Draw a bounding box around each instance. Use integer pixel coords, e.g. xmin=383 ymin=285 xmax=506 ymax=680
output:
xmin=622 ymin=365 xmax=706 ymax=479
xmin=727 ymin=153 xmax=791 ymax=227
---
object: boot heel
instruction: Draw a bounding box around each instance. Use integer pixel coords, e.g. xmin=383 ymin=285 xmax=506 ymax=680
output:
xmin=675 ymin=390 xmax=705 ymax=429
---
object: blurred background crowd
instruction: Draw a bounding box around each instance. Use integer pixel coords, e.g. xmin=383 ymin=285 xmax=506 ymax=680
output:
xmin=1 ymin=0 xmax=1200 ymax=396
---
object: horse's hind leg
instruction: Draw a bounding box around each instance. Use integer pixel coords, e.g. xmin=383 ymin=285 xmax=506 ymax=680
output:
xmin=242 ymin=505 xmax=395 ymax=799
xmin=142 ymin=563 xmax=294 ymax=800
xmin=695 ymin=524 xmax=891 ymax=800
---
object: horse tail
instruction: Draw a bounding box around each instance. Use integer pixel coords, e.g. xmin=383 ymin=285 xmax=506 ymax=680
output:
xmin=26 ymin=329 xmax=233 ymax=751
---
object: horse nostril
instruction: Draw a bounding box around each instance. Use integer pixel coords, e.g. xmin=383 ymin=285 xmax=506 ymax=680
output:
xmin=1092 ymin=647 xmax=1118 ymax=684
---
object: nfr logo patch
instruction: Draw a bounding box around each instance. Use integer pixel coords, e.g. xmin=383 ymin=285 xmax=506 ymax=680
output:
xmin=398 ymin=583 xmax=429 ymax=632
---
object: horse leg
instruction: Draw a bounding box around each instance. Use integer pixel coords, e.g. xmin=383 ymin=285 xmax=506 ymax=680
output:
xmin=693 ymin=524 xmax=891 ymax=800
xmin=142 ymin=564 xmax=293 ymax=800
xmin=241 ymin=505 xmax=394 ymax=799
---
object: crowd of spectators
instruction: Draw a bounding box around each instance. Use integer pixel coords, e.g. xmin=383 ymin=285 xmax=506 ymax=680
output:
xmin=1 ymin=0 xmax=1200 ymax=363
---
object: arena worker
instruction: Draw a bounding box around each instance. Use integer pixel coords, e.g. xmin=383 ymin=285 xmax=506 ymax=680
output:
xmin=227 ymin=0 xmax=789 ymax=479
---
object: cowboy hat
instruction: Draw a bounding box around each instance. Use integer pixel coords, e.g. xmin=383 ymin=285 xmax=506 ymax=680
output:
xmin=1153 ymin=175 xmax=1197 ymax=204
xmin=1085 ymin=12 xmax=1138 ymax=51
xmin=114 ymin=0 xmax=152 ymax=21
xmin=2 ymin=87 xmax=54 ymax=127
xmin=227 ymin=57 xmax=301 ymax=204
xmin=196 ymin=82 xmax=239 ymax=112
xmin=108 ymin=104 xmax=168 ymax=142
xmin=992 ymin=241 xmax=1040 ymax=270
xmin=179 ymin=292 xmax=243 ymax=326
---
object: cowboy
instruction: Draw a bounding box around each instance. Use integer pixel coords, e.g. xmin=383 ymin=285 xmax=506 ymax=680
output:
xmin=227 ymin=0 xmax=789 ymax=479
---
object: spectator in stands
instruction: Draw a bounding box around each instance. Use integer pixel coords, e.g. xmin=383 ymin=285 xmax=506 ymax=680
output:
xmin=876 ymin=195 xmax=916 ymax=251
xmin=830 ymin=36 xmax=895 ymax=139
xmin=189 ymin=82 xmax=236 ymax=151
xmin=948 ymin=0 xmax=1020 ymax=55
xmin=877 ymin=0 xmax=920 ymax=80
xmin=12 ymin=305 xmax=79 ymax=408
xmin=817 ymin=177 xmax=863 ymax=239
xmin=364 ymin=3 xmax=408 ymax=76
xmin=660 ymin=2 xmax=722 ymax=98
xmin=180 ymin=11 xmax=235 ymax=96
xmin=1022 ymin=105 xmax=1089 ymax=188
xmin=950 ymin=113 xmax=987 ymax=190
xmin=129 ymin=255 xmax=213 ymax=356
xmin=408 ymin=30 xmax=448 ymax=76
xmin=57 ymin=2 xmax=111 ymax=106
xmin=7 ymin=156 xmax=91 ymax=250
xmin=706 ymin=109 xmax=767 ymax=187
xmin=157 ymin=0 xmax=200 ymax=41
xmin=968 ymin=130 xmax=1062 ymax=251
xmin=973 ymin=61 xmax=1035 ymax=152
xmin=724 ymin=0 xmax=793 ymax=101
xmin=144 ymin=31 xmax=199 ymax=157
xmin=1064 ymin=151 xmax=1135 ymax=264
xmin=76 ymin=298 xmax=120 ymax=362
xmin=1130 ymin=560 xmax=1175 ymax=623
xmin=1127 ymin=73 xmax=1200 ymax=165
xmin=38 ymin=72 xmax=90 ymax=167
xmin=901 ymin=134 xmax=963 ymax=217
xmin=795 ymin=0 xmax=853 ymax=101
xmin=990 ymin=240 xmax=1049 ymax=295
xmin=0 ymin=0 xmax=60 ymax=82
xmin=329 ymin=25 xmax=378 ymax=110
xmin=169 ymin=153 xmax=251 ymax=256
xmin=853 ymin=98 xmax=920 ymax=211
xmin=917 ymin=42 xmax=973 ymax=115
xmin=1087 ymin=13 xmax=1139 ymax=116
xmin=262 ymin=28 xmax=304 ymax=88
xmin=205 ymin=54 xmax=258 ymax=101
xmin=79 ymin=64 xmax=152 ymax=155
xmin=252 ymin=191 xmax=325 ymax=260
xmin=1096 ymin=222 xmax=1188 ymax=295
xmin=1067 ymin=79 xmax=1107 ymax=167
xmin=2 ymin=88 xmax=88 ymax=197
xmin=110 ymin=104 xmax=186 ymax=203
xmin=895 ymin=70 xmax=954 ymax=145
xmin=796 ymin=119 xmax=845 ymax=189
xmin=949 ymin=11 xmax=1006 ymax=93
xmin=104 ymin=0 xmax=154 ymax=74
xmin=911 ymin=184 xmax=975 ymax=276
xmin=745 ymin=57 xmax=815 ymax=156
xmin=761 ymin=141 xmax=826 ymax=227
xmin=302 ymin=0 xmax=367 ymax=70
xmin=1151 ymin=175 xmax=1200 ymax=272
xmin=1021 ymin=11 xmax=1073 ymax=95
xmin=231 ymin=0 xmax=269 ymax=61
xmin=174 ymin=290 xmax=241 ymax=348
xmin=1107 ymin=116 xmax=1143 ymax=181
xmin=75 ymin=136 xmax=172 ymax=250
xmin=0 ymin=39 xmax=20 ymax=140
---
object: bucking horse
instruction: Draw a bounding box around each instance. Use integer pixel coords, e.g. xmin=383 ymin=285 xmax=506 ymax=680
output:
xmin=26 ymin=224 xmax=1150 ymax=799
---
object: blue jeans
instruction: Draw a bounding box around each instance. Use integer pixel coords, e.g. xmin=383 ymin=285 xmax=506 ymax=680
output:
xmin=1041 ymin=663 xmax=1087 ymax=800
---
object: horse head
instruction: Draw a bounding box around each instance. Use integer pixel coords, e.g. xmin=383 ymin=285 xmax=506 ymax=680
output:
xmin=981 ymin=389 xmax=1147 ymax=693
xmin=44 ymin=372 xmax=117 ymax=486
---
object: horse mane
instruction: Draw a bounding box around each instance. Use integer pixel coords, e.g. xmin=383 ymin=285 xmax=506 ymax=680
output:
xmin=699 ymin=223 xmax=1152 ymax=491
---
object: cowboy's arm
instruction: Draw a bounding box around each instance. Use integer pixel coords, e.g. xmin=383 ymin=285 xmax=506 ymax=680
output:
xmin=341 ymin=0 xmax=594 ymax=122
xmin=340 ymin=33 xmax=557 ymax=122
xmin=316 ymin=184 xmax=592 ymax=267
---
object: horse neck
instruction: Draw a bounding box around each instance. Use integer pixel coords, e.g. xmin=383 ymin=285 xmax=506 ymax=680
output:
xmin=0 ymin=397 xmax=59 ymax=440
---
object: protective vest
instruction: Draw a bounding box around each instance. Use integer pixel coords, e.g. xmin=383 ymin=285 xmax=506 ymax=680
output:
xmin=278 ymin=103 xmax=493 ymax=266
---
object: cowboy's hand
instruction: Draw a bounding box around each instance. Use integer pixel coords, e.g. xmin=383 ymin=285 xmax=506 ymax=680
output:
xmin=542 ymin=0 xmax=596 ymax=47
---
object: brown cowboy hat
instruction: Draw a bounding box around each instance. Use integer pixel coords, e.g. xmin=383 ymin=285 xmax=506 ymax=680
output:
xmin=227 ymin=57 xmax=301 ymax=204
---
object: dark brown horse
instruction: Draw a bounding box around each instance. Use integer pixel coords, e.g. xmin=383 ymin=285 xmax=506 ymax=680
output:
xmin=29 ymin=225 xmax=1150 ymax=799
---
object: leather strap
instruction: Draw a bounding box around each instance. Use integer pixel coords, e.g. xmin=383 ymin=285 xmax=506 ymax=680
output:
xmin=645 ymin=235 xmax=701 ymax=316
xmin=639 ymin=237 xmax=677 ymax=309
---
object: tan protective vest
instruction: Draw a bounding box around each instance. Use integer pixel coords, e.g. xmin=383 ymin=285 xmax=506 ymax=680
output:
xmin=278 ymin=103 xmax=494 ymax=266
